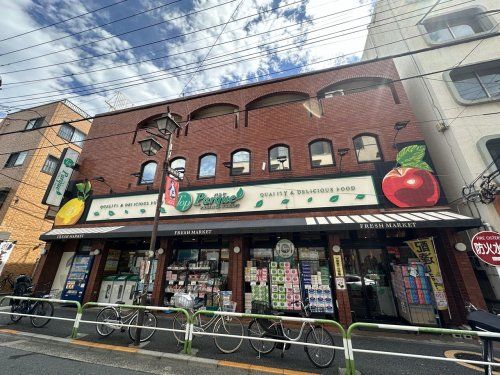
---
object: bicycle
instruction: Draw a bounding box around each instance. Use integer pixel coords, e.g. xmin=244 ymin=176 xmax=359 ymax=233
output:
xmin=9 ymin=283 xmax=55 ymax=328
xmin=171 ymin=292 xmax=244 ymax=354
xmin=247 ymin=300 xmax=335 ymax=368
xmin=95 ymin=291 xmax=157 ymax=342
xmin=0 ymin=272 xmax=15 ymax=292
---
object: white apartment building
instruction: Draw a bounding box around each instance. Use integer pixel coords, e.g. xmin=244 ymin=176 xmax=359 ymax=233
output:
xmin=363 ymin=0 xmax=500 ymax=303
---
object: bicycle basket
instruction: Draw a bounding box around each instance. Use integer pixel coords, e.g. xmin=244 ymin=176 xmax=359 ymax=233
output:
xmin=173 ymin=293 xmax=195 ymax=309
xmin=251 ymin=301 xmax=270 ymax=315
xmin=221 ymin=301 xmax=237 ymax=312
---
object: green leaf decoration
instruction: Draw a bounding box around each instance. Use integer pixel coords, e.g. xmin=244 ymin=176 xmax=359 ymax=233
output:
xmin=396 ymin=145 xmax=426 ymax=168
xmin=108 ymin=210 xmax=115 ymax=216
xmin=255 ymin=200 xmax=263 ymax=208
xmin=75 ymin=183 xmax=85 ymax=193
xmin=330 ymin=195 xmax=339 ymax=202
xmin=412 ymin=160 xmax=433 ymax=172
xmin=307 ymin=197 xmax=313 ymax=203
xmin=84 ymin=181 xmax=92 ymax=194
xmin=281 ymin=198 xmax=289 ymax=205
xmin=124 ymin=210 xmax=129 ymax=214
xmin=236 ymin=187 xmax=244 ymax=199
xmin=355 ymin=194 xmax=366 ymax=200
xmin=160 ymin=207 xmax=166 ymax=213
xmin=140 ymin=208 xmax=146 ymax=214
xmin=93 ymin=212 xmax=99 ymax=216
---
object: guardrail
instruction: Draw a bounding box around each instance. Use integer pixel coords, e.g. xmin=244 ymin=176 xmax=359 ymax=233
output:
xmin=0 ymin=295 xmax=82 ymax=338
xmin=191 ymin=309 xmax=347 ymax=369
xmin=346 ymin=322 xmax=500 ymax=375
xmin=79 ymin=302 xmax=191 ymax=353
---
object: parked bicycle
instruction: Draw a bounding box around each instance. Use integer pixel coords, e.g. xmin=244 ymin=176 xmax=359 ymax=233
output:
xmin=95 ymin=291 xmax=157 ymax=342
xmin=10 ymin=281 xmax=55 ymax=328
xmin=0 ymin=272 xmax=15 ymax=292
xmin=171 ymin=292 xmax=244 ymax=353
xmin=247 ymin=300 xmax=335 ymax=368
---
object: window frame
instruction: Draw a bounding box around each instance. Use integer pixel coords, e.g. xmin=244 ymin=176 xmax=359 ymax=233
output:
xmin=445 ymin=58 xmax=500 ymax=105
xmin=419 ymin=6 xmax=494 ymax=45
xmin=4 ymin=151 xmax=28 ymax=168
xmin=138 ymin=160 xmax=158 ymax=185
xmin=352 ymin=133 xmax=384 ymax=164
xmin=230 ymin=149 xmax=251 ymax=176
xmin=41 ymin=155 xmax=59 ymax=175
xmin=198 ymin=153 xmax=217 ymax=179
xmin=58 ymin=123 xmax=86 ymax=147
xmin=25 ymin=117 xmax=45 ymax=130
xmin=308 ymin=139 xmax=335 ymax=168
xmin=477 ymin=135 xmax=500 ymax=184
xmin=268 ymin=144 xmax=291 ymax=172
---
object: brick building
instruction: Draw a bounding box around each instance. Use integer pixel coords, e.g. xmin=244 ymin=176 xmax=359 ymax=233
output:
xmin=0 ymin=100 xmax=91 ymax=289
xmin=38 ymin=60 xmax=484 ymax=327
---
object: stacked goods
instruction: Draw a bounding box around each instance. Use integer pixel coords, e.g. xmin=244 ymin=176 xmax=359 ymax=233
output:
xmin=270 ymin=262 xmax=301 ymax=310
xmin=244 ymin=261 xmax=269 ymax=312
xmin=301 ymin=262 xmax=333 ymax=314
xmin=244 ymin=264 xmax=268 ymax=283
xmin=392 ymin=264 xmax=432 ymax=305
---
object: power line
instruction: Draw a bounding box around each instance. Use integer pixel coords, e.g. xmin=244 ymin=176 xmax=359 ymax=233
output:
xmin=0 ymin=0 xmax=475 ymax=107
xmin=0 ymin=0 xmax=130 ymax=43
xmin=0 ymin=0 xmax=185 ymax=58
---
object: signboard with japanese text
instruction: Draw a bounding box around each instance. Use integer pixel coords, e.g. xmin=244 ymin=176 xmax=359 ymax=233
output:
xmin=406 ymin=237 xmax=448 ymax=310
xmin=471 ymin=231 xmax=500 ymax=267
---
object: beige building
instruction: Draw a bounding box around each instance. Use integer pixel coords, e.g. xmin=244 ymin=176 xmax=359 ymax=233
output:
xmin=0 ymin=100 xmax=91 ymax=286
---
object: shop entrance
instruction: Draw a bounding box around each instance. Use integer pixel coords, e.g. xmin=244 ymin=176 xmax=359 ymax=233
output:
xmin=343 ymin=248 xmax=397 ymax=321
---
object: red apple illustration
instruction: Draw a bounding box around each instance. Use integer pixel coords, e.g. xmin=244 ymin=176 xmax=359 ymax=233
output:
xmin=382 ymin=145 xmax=440 ymax=208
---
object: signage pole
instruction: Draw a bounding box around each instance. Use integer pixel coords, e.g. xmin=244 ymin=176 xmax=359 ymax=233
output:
xmin=134 ymin=134 xmax=171 ymax=346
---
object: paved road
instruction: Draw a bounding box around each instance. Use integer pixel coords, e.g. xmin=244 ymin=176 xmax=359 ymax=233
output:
xmin=0 ymin=304 xmax=494 ymax=374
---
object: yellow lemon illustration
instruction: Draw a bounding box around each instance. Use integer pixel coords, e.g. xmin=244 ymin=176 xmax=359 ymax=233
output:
xmin=54 ymin=198 xmax=85 ymax=226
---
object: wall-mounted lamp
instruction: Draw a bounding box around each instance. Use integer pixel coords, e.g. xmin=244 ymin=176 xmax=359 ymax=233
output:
xmin=92 ymin=249 xmax=101 ymax=256
xmin=455 ymin=242 xmax=467 ymax=252
xmin=277 ymin=155 xmax=288 ymax=170
xmin=223 ymin=161 xmax=232 ymax=169
xmin=40 ymin=248 xmax=48 ymax=256
xmin=332 ymin=245 xmax=341 ymax=253
xmin=92 ymin=176 xmax=113 ymax=194
xmin=337 ymin=148 xmax=350 ymax=174
xmin=393 ymin=120 xmax=409 ymax=149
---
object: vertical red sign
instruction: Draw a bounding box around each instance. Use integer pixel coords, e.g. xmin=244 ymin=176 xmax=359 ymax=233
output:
xmin=165 ymin=176 xmax=179 ymax=206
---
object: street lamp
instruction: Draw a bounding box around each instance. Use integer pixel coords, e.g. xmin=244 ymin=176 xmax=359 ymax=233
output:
xmin=134 ymin=111 xmax=181 ymax=346
xmin=337 ymin=148 xmax=350 ymax=174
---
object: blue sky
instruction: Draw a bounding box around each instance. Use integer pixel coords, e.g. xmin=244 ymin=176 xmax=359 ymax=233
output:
xmin=0 ymin=0 xmax=373 ymax=116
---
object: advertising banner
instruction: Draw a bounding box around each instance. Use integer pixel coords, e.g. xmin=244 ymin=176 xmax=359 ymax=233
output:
xmin=406 ymin=237 xmax=448 ymax=310
xmin=165 ymin=176 xmax=179 ymax=207
xmin=42 ymin=148 xmax=80 ymax=207
xmin=0 ymin=241 xmax=15 ymax=276
xmin=471 ymin=231 xmax=500 ymax=267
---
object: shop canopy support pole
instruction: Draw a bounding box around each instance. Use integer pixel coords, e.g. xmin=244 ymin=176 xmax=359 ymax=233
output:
xmin=134 ymin=133 xmax=172 ymax=346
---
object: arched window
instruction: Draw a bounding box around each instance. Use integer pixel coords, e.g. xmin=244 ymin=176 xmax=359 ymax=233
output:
xmin=353 ymin=134 xmax=382 ymax=163
xmin=170 ymin=157 xmax=186 ymax=179
xmin=139 ymin=161 xmax=157 ymax=184
xmin=486 ymin=138 xmax=500 ymax=170
xmin=309 ymin=140 xmax=334 ymax=167
xmin=269 ymin=145 xmax=290 ymax=171
xmin=190 ymin=104 xmax=238 ymax=120
xmin=231 ymin=150 xmax=250 ymax=175
xmin=198 ymin=154 xmax=217 ymax=178
xmin=318 ymin=77 xmax=400 ymax=104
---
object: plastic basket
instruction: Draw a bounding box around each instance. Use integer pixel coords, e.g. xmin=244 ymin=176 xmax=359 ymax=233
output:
xmin=222 ymin=301 xmax=237 ymax=312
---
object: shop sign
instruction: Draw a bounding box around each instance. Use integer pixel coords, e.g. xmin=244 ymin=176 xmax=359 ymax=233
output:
xmin=406 ymin=237 xmax=448 ymax=310
xmin=86 ymin=176 xmax=378 ymax=221
xmin=335 ymin=277 xmax=346 ymax=290
xmin=0 ymin=241 xmax=15 ymax=277
xmin=165 ymin=176 xmax=179 ymax=207
xmin=42 ymin=148 xmax=80 ymax=207
xmin=333 ymin=255 xmax=344 ymax=277
xmin=275 ymin=239 xmax=295 ymax=258
xmin=471 ymin=231 xmax=500 ymax=267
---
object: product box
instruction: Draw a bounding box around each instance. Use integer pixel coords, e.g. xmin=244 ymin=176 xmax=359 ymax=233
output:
xmin=270 ymin=262 xmax=278 ymax=268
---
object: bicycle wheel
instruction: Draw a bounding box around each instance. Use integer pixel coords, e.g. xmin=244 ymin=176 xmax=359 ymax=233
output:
xmin=172 ymin=311 xmax=188 ymax=343
xmin=10 ymin=304 xmax=23 ymax=322
xmin=96 ymin=307 xmax=120 ymax=337
xmin=304 ymin=326 xmax=335 ymax=368
xmin=31 ymin=301 xmax=54 ymax=328
xmin=247 ymin=320 xmax=276 ymax=354
xmin=128 ymin=311 xmax=157 ymax=342
xmin=213 ymin=316 xmax=244 ymax=354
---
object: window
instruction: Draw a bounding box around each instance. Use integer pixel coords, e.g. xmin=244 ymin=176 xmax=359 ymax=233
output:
xmin=353 ymin=135 xmax=382 ymax=162
xmin=0 ymin=188 xmax=9 ymax=210
xmin=4 ymin=151 xmax=28 ymax=168
xmin=231 ymin=150 xmax=250 ymax=175
xmin=139 ymin=161 xmax=157 ymax=184
xmin=309 ymin=140 xmax=334 ymax=167
xmin=422 ymin=7 xmax=493 ymax=44
xmin=25 ymin=117 xmax=44 ymax=130
xmin=170 ymin=157 xmax=186 ymax=179
xmin=190 ymin=104 xmax=238 ymax=120
xmin=269 ymin=145 xmax=290 ymax=171
xmin=486 ymin=138 xmax=500 ymax=170
xmin=318 ymin=77 xmax=400 ymax=104
xmin=198 ymin=154 xmax=216 ymax=178
xmin=41 ymin=155 xmax=59 ymax=175
xmin=448 ymin=60 xmax=500 ymax=103
xmin=58 ymin=123 xmax=86 ymax=147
